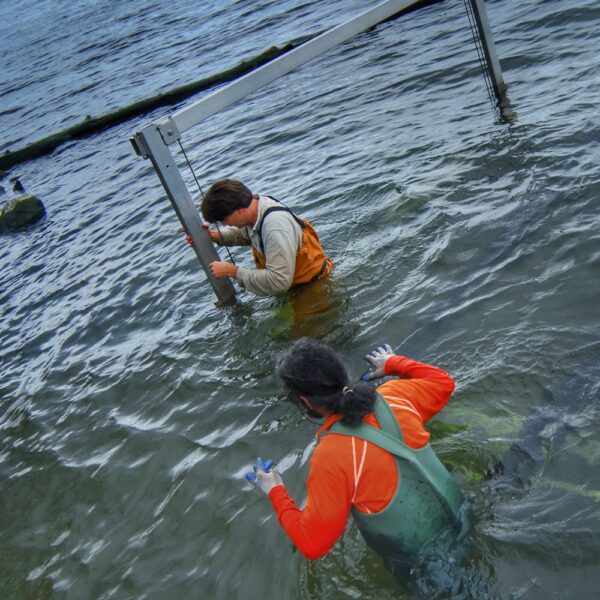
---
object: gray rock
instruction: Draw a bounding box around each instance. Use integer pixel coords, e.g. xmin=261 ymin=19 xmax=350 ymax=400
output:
xmin=0 ymin=194 xmax=46 ymax=233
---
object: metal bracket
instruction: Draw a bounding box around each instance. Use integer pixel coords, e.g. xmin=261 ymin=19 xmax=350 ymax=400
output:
xmin=157 ymin=117 xmax=181 ymax=146
xmin=129 ymin=132 xmax=150 ymax=158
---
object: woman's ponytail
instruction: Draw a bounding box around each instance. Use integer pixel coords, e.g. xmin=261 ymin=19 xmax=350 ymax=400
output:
xmin=334 ymin=383 xmax=375 ymax=426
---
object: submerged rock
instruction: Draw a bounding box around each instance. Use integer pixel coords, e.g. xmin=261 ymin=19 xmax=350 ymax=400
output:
xmin=0 ymin=194 xmax=46 ymax=233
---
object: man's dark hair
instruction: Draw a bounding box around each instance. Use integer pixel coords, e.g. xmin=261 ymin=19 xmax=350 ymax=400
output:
xmin=201 ymin=179 xmax=253 ymax=223
xmin=277 ymin=338 xmax=376 ymax=426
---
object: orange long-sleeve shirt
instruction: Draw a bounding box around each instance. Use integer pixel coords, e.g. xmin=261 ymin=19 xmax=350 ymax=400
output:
xmin=268 ymin=355 xmax=456 ymax=560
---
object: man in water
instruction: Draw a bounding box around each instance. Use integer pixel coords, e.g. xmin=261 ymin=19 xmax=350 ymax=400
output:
xmin=189 ymin=179 xmax=333 ymax=296
xmin=247 ymin=340 xmax=464 ymax=571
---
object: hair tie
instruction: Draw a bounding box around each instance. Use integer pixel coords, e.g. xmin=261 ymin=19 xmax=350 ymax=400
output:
xmin=342 ymin=386 xmax=353 ymax=395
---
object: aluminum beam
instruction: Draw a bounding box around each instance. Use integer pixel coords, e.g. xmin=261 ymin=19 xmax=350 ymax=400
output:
xmin=158 ymin=0 xmax=423 ymax=140
xmin=132 ymin=125 xmax=236 ymax=305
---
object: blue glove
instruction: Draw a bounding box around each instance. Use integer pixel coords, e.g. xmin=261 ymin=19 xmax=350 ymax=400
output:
xmin=245 ymin=457 xmax=283 ymax=494
xmin=245 ymin=457 xmax=274 ymax=482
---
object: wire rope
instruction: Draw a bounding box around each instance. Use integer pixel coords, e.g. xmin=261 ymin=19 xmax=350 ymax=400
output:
xmin=177 ymin=139 xmax=236 ymax=265
xmin=463 ymin=0 xmax=497 ymax=110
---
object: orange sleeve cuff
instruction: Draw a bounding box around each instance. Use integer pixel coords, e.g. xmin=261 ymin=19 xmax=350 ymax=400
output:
xmin=268 ymin=485 xmax=288 ymax=504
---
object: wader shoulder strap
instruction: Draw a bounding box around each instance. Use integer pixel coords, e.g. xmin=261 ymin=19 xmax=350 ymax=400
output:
xmin=329 ymin=416 xmax=461 ymax=519
xmin=330 ymin=420 xmax=419 ymax=465
xmin=257 ymin=205 xmax=305 ymax=254
xmin=373 ymin=393 xmax=404 ymax=442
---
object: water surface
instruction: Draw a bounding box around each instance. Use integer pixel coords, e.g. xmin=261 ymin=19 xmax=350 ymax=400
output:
xmin=1 ymin=0 xmax=600 ymax=598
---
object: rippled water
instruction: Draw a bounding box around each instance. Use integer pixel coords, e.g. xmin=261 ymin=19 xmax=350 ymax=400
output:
xmin=2 ymin=0 xmax=600 ymax=598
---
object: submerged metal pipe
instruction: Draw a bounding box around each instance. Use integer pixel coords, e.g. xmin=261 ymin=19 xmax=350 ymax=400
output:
xmin=132 ymin=125 xmax=236 ymax=306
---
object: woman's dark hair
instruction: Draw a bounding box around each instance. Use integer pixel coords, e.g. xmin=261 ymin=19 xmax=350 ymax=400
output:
xmin=201 ymin=179 xmax=253 ymax=223
xmin=277 ymin=338 xmax=376 ymax=427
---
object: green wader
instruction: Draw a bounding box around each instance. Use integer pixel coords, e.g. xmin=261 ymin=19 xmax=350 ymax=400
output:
xmin=328 ymin=393 xmax=464 ymax=563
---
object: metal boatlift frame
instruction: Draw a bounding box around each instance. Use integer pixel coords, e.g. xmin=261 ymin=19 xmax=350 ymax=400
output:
xmin=130 ymin=0 xmax=505 ymax=305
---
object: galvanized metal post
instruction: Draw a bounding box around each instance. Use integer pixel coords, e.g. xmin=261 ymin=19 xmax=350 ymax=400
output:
xmin=131 ymin=124 xmax=236 ymax=305
xmin=468 ymin=0 xmax=506 ymax=98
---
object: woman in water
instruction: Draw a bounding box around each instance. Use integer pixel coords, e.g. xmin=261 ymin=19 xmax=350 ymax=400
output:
xmin=248 ymin=338 xmax=464 ymax=571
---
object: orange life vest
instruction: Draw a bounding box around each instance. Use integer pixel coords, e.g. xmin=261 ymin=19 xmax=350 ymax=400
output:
xmin=251 ymin=206 xmax=333 ymax=287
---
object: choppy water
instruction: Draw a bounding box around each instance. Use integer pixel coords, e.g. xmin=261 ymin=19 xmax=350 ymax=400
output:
xmin=1 ymin=0 xmax=600 ymax=598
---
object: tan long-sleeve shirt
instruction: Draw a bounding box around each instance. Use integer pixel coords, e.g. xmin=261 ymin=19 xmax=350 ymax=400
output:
xmin=219 ymin=195 xmax=303 ymax=296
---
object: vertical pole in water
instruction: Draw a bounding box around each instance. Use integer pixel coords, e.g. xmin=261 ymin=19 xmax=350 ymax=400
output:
xmin=131 ymin=123 xmax=236 ymax=306
xmin=468 ymin=0 xmax=506 ymax=99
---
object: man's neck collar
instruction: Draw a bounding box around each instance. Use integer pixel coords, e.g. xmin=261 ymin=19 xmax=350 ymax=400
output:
xmin=247 ymin=195 xmax=260 ymax=227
